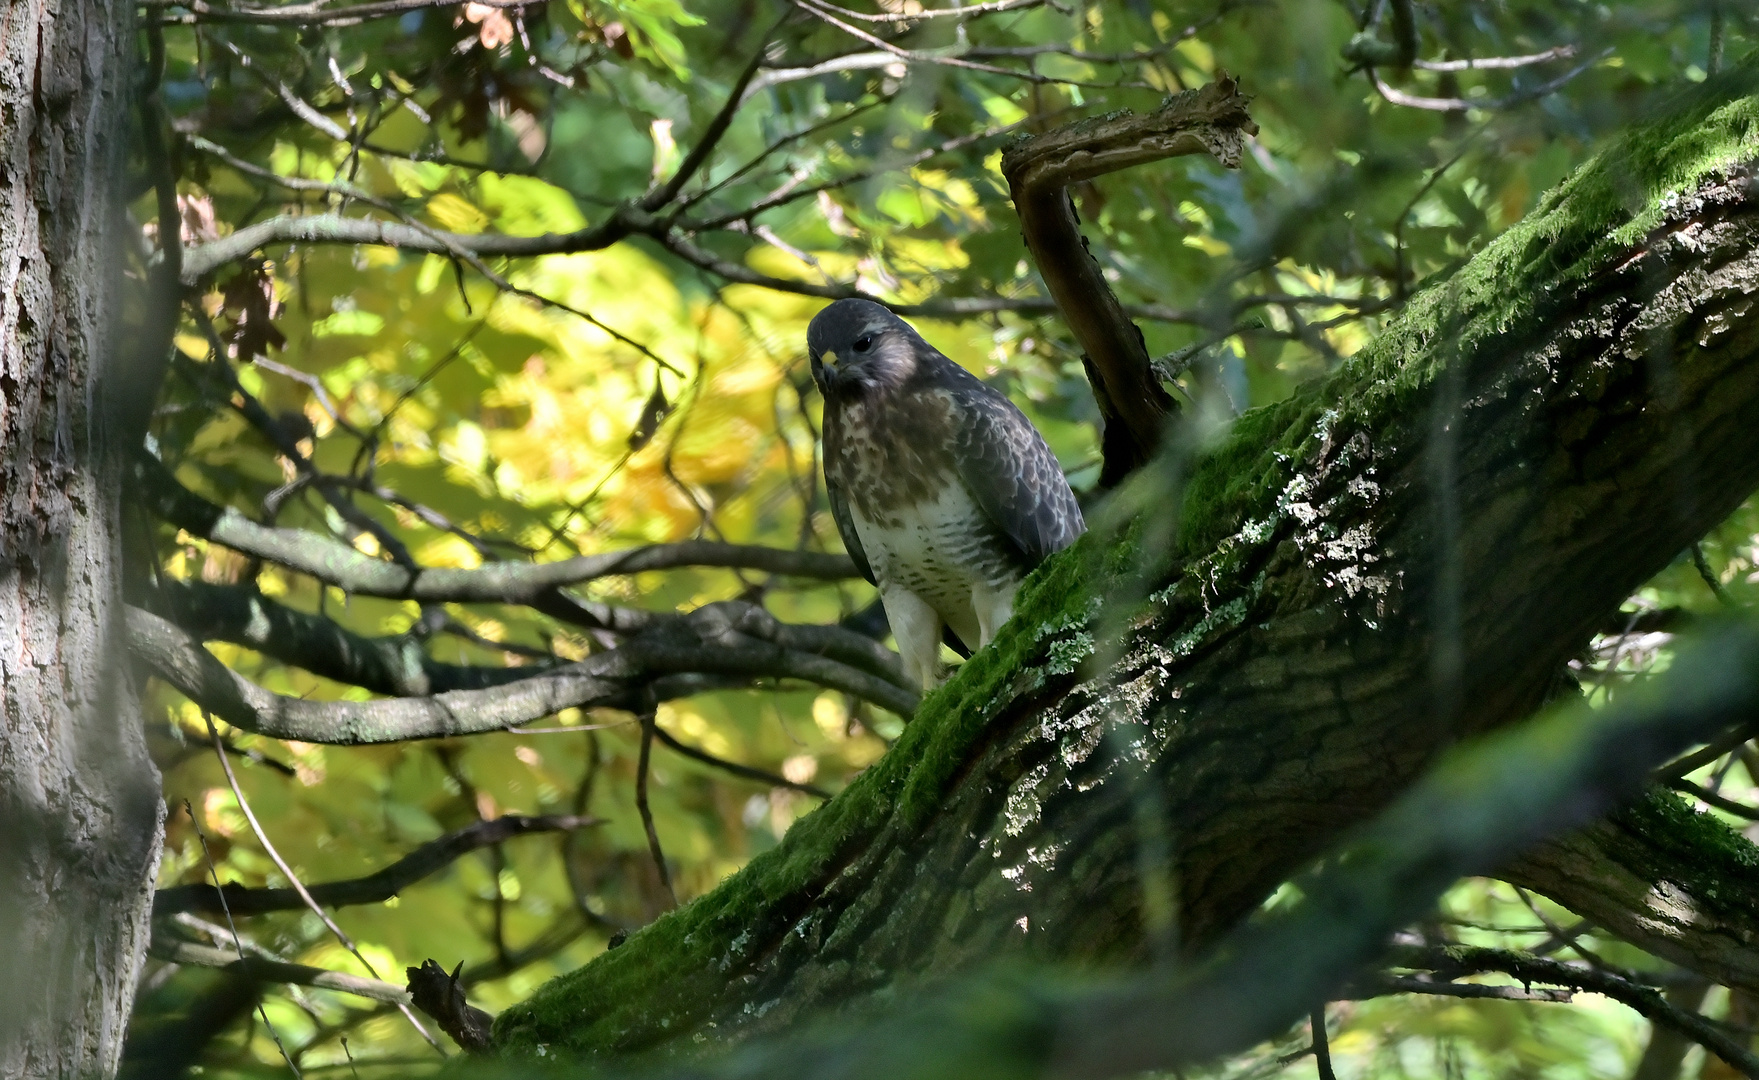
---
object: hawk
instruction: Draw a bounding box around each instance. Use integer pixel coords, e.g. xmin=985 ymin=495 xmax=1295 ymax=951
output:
xmin=808 ymin=299 xmax=1085 ymax=691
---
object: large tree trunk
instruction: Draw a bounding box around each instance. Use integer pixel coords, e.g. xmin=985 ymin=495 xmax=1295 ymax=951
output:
xmin=489 ymin=71 xmax=1759 ymax=1058
xmin=0 ymin=0 xmax=162 ymax=1076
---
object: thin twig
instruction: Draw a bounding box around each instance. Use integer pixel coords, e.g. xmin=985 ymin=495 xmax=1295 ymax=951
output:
xmin=1310 ymin=1006 xmax=1337 ymax=1080
xmin=157 ymin=813 xmax=601 ymax=915
xmin=183 ymin=800 xmax=303 ymax=1077
xmin=147 ymin=0 xmax=530 ymax=26
xmin=203 ymin=713 xmax=446 ymax=1054
xmin=651 ymin=723 xmax=830 ymax=798
xmin=636 ymin=710 xmax=678 ymax=908
xmin=803 ymin=0 xmax=1042 ymax=23
xmin=1693 ymin=543 xmax=1734 ymax=606
xmin=1367 ymin=48 xmax=1608 ymax=112
xmin=1412 ymin=45 xmax=1577 ymax=71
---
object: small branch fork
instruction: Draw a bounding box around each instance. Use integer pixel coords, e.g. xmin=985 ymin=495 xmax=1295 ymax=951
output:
xmin=1365 ymin=945 xmax=1759 ymax=1077
xmin=1001 ymin=74 xmax=1258 ymax=485
xmin=128 ymin=601 xmax=918 ymax=743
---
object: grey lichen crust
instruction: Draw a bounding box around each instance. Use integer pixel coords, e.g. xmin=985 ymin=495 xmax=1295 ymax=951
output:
xmin=491 ymin=65 xmax=1759 ymax=1057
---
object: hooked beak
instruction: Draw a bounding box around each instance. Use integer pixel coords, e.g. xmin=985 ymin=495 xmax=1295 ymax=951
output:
xmin=813 ymin=349 xmax=840 ymax=390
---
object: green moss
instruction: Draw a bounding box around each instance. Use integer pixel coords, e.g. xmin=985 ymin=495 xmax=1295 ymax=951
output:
xmin=492 ymin=527 xmax=1108 ymax=1055
xmin=1614 ymin=789 xmax=1759 ymax=907
xmin=491 ymin=64 xmax=1759 ymax=1057
xmin=1172 ymin=63 xmax=1759 ymax=559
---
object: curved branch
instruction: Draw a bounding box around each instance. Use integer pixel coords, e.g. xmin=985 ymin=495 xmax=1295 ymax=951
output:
xmin=152 ymin=577 xmax=907 ymax=706
xmin=1366 ymin=49 xmax=1607 ymax=113
xmin=652 ymin=725 xmax=831 ymax=799
xmin=139 ymin=453 xmax=860 ymax=601
xmin=150 ymin=939 xmax=412 ymax=1005
xmin=1000 ymin=74 xmax=1257 ymax=484
xmin=149 ymin=0 xmax=527 ymax=25
xmin=154 ymin=814 xmax=600 ymax=916
xmin=148 ymin=580 xmax=547 ymax=697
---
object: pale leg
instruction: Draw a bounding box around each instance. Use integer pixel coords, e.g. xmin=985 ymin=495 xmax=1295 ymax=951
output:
xmin=882 ymin=587 xmax=943 ymax=691
xmin=971 ymin=578 xmax=1018 ymax=650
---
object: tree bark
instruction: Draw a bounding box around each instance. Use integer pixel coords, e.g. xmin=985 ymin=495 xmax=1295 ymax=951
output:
xmin=0 ymin=0 xmax=162 ymax=1076
xmin=487 ymin=72 xmax=1759 ymax=1058
xmin=1506 ymin=791 xmax=1759 ymax=997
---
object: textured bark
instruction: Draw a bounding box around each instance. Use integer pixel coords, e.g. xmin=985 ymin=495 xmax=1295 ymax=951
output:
xmin=1507 ymin=791 xmax=1759 ymax=996
xmin=0 ymin=0 xmax=162 ymax=1076
xmin=491 ymin=73 xmax=1759 ymax=1058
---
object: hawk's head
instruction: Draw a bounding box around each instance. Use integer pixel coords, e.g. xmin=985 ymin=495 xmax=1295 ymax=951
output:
xmin=807 ymin=299 xmax=922 ymax=398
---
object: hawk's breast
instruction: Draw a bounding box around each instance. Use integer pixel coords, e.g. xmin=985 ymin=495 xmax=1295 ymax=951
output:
xmin=828 ymin=388 xmax=1021 ymax=645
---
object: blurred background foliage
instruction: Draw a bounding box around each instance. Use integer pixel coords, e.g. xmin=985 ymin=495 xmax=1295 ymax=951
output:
xmin=128 ymin=0 xmax=1759 ymax=1075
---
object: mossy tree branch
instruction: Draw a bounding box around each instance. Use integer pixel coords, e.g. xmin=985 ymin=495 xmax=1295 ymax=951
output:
xmin=488 ymin=68 xmax=1759 ymax=1056
xmin=1506 ymin=789 xmax=1759 ymax=997
xmin=486 ymin=625 xmax=1759 ymax=1078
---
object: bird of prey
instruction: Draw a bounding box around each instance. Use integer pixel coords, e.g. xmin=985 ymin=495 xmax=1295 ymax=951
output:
xmin=808 ymin=299 xmax=1085 ymax=691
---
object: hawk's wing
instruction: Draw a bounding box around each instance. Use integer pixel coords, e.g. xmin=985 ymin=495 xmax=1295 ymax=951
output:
xmin=938 ymin=364 xmax=1085 ymax=567
xmin=825 ymin=472 xmax=877 ymax=584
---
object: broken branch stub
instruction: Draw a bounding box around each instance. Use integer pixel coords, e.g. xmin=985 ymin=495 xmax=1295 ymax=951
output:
xmin=1002 ymin=74 xmax=1257 ymax=486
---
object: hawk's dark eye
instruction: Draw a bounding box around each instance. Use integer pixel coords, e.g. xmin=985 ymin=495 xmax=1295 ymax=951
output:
xmin=852 ymin=334 xmax=874 ymax=353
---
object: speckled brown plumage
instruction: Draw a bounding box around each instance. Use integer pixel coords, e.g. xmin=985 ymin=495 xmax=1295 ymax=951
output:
xmin=809 ymin=299 xmax=1085 ymax=689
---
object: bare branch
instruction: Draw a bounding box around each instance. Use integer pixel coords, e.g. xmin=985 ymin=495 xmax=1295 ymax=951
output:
xmin=148 ymin=580 xmax=550 ymax=698
xmin=1654 ymin=724 xmax=1754 ymax=780
xmin=791 ymin=0 xmax=1063 ymax=82
xmin=801 ymin=0 xmax=1043 ymax=23
xmin=1413 ymin=45 xmax=1578 ymax=71
xmin=176 ymin=206 xmax=639 ymax=284
xmin=128 ymin=602 xmax=919 ymax=742
xmin=1001 ymin=74 xmax=1256 ymax=485
xmin=652 ymin=723 xmax=831 ymax=798
xmin=150 ymin=939 xmax=414 ymax=1006
xmin=138 ymin=453 xmax=860 ymax=602
xmin=1351 ymin=975 xmax=1571 ymax=1002
xmin=155 ymin=814 xmax=601 ymax=917
xmin=1367 ymin=49 xmax=1608 ymax=112
xmin=744 ymin=52 xmax=903 ymax=100
xmin=147 ymin=0 xmax=530 ymax=26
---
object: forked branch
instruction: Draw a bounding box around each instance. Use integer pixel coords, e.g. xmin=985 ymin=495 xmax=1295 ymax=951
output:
xmin=1001 ymin=74 xmax=1257 ymax=485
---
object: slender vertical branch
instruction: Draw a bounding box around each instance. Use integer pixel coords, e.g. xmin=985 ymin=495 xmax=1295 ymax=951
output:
xmin=184 ymin=800 xmax=302 ymax=1078
xmin=636 ymin=711 xmax=678 ymax=908
xmin=1710 ymin=2 xmax=1726 ymax=75
xmin=1310 ymin=1006 xmax=1336 ymax=1080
